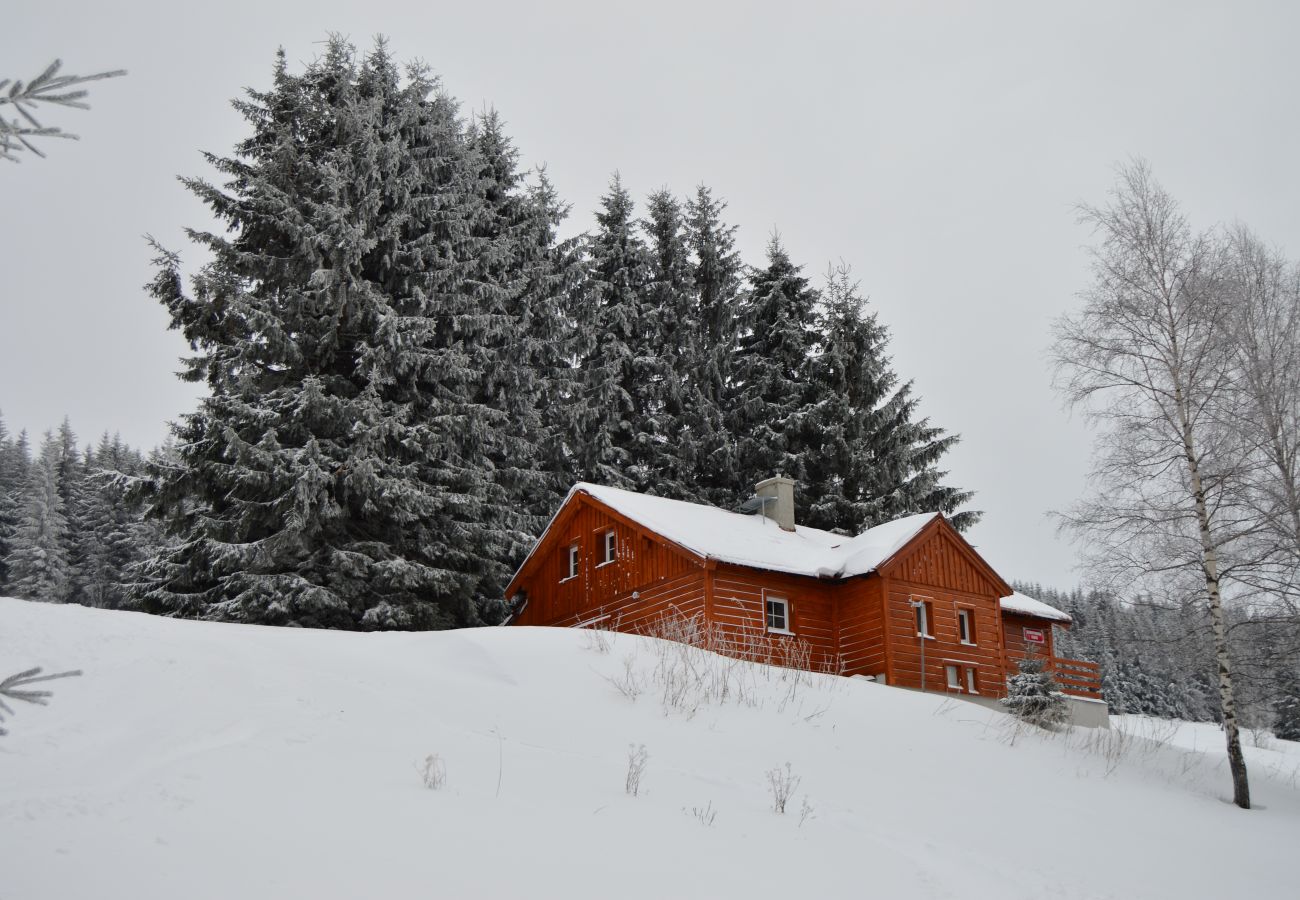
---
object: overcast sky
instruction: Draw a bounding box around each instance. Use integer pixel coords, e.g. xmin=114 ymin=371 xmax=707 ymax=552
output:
xmin=4 ymin=1 xmax=1299 ymax=589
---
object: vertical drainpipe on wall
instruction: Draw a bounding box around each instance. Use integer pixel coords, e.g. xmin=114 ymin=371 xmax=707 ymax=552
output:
xmin=909 ymin=596 xmax=927 ymax=693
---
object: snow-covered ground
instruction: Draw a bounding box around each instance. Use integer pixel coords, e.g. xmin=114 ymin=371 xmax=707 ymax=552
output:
xmin=2 ymin=597 xmax=1297 ymax=900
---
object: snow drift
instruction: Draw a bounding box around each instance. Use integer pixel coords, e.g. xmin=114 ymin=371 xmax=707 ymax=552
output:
xmin=1 ymin=597 xmax=1297 ymax=899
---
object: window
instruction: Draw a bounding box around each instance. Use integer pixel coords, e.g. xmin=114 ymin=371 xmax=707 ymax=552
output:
xmin=957 ymin=608 xmax=976 ymax=645
xmin=945 ymin=665 xmax=979 ymax=693
xmin=945 ymin=665 xmax=961 ymax=690
xmin=765 ymin=595 xmax=791 ymax=634
xmin=914 ymin=600 xmax=934 ymax=638
xmin=564 ymin=544 xmax=579 ymax=580
xmin=601 ymin=530 xmax=617 ymax=565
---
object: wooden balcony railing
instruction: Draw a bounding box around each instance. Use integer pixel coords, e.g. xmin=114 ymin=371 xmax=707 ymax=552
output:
xmin=1005 ymin=652 xmax=1102 ymax=700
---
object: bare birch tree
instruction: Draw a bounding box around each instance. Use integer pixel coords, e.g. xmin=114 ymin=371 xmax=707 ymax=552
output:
xmin=1220 ymin=226 xmax=1300 ymax=609
xmin=1053 ymin=160 xmax=1253 ymax=809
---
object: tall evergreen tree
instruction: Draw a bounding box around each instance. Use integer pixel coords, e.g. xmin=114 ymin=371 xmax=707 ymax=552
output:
xmin=0 ymin=413 xmax=27 ymax=590
xmin=728 ymin=236 xmax=821 ymax=500
xmin=134 ymin=39 xmax=531 ymax=629
xmin=466 ymin=111 xmax=580 ymax=527
xmin=569 ymin=175 xmax=655 ymax=489
xmin=684 ymin=186 xmax=744 ymax=506
xmin=4 ymin=431 xmax=71 ymax=602
xmin=805 ymin=265 xmax=977 ymax=533
xmin=70 ymin=433 xmax=153 ymax=609
xmin=636 ymin=188 xmax=696 ymax=497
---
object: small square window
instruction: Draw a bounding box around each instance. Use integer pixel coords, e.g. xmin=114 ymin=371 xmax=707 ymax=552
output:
xmin=566 ymin=544 xmax=579 ymax=580
xmin=602 ymin=530 xmax=617 ymax=564
xmin=958 ymin=608 xmax=975 ymax=645
xmin=914 ymin=600 xmax=934 ymax=638
xmin=966 ymin=667 xmax=979 ymax=694
xmin=945 ymin=664 xmax=961 ymax=690
xmin=765 ymin=595 xmax=789 ymax=633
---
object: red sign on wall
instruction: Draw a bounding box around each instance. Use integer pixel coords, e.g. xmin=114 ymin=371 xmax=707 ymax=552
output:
xmin=1023 ymin=627 xmax=1046 ymax=645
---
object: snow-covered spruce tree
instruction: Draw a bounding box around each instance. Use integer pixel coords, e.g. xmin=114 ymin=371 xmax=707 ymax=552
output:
xmin=134 ymin=39 xmax=533 ymax=629
xmin=464 ymin=110 xmax=580 ymax=551
xmin=683 ymin=185 xmax=744 ymax=507
xmin=803 ymin=264 xmax=977 ymax=534
xmin=635 ymin=188 xmax=697 ymax=498
xmin=0 ymin=414 xmax=30 ymax=591
xmin=568 ymin=175 xmax=655 ymax=490
xmin=727 ymin=236 xmax=821 ymax=505
xmin=4 ymin=431 xmax=72 ymax=602
xmin=1274 ymin=664 xmax=1300 ymax=741
xmin=1001 ymin=654 xmax=1068 ymax=729
xmin=69 ymin=433 xmax=154 ymax=609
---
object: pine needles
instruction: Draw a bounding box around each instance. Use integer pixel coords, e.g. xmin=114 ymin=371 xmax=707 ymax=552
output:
xmin=1 ymin=60 xmax=125 ymax=162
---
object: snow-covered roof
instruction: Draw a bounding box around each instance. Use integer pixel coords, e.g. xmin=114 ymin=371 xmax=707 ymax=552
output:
xmin=517 ymin=482 xmax=940 ymax=582
xmin=1000 ymin=591 xmax=1072 ymax=624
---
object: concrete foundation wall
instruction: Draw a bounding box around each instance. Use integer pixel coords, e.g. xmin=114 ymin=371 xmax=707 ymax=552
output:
xmin=884 ymin=685 xmax=1111 ymax=729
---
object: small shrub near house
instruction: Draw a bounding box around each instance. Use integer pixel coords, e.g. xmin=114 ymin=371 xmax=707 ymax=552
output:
xmin=1002 ymin=655 xmax=1068 ymax=730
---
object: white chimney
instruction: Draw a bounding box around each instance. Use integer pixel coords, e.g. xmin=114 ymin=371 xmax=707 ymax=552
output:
xmin=755 ymin=476 xmax=796 ymax=532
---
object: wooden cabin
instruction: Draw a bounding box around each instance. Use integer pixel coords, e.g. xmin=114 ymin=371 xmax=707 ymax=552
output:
xmin=505 ymin=478 xmax=1101 ymax=702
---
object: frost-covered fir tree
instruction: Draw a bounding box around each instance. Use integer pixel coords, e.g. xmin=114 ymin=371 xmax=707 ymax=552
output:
xmin=804 ymin=265 xmax=977 ymax=534
xmin=635 ymin=189 xmax=697 ymax=498
xmin=1002 ymin=653 xmax=1068 ymax=729
xmin=4 ymin=431 xmax=71 ymax=602
xmin=465 ymin=110 xmax=581 ymax=549
xmin=69 ymin=433 xmax=155 ymax=609
xmin=683 ymin=185 xmax=744 ymax=507
xmin=1274 ymin=665 xmax=1300 ymax=741
xmin=0 ymin=414 xmax=30 ymax=591
xmin=569 ymin=175 xmax=655 ymax=489
xmin=134 ymin=39 xmax=539 ymax=629
xmin=727 ymin=236 xmax=821 ymax=501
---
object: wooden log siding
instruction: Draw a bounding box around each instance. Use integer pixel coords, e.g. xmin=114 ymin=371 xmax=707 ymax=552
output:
xmin=511 ymin=495 xmax=704 ymax=628
xmin=879 ymin=524 xmax=1011 ymax=696
xmin=709 ymin=564 xmax=841 ymax=672
xmin=1001 ymin=612 xmax=1058 ymax=660
xmin=508 ymin=490 xmax=1104 ymax=705
xmin=837 ymin=577 xmax=887 ymax=677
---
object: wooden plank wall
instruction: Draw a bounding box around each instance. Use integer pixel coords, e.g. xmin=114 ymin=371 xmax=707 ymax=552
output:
xmin=709 ymin=564 xmax=841 ymax=672
xmin=1001 ymin=612 xmax=1058 ymax=659
xmin=513 ymin=496 xmax=703 ymax=629
xmin=837 ymin=577 xmax=886 ymax=676
xmin=885 ymin=580 xmax=1007 ymax=696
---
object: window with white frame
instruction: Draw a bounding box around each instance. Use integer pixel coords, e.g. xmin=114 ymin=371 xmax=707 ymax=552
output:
xmin=765 ymin=595 xmax=790 ymax=633
xmin=944 ymin=665 xmax=979 ymax=693
xmin=602 ymin=530 xmax=617 ymax=564
xmin=914 ymin=600 xmax=934 ymax=638
xmin=957 ymin=608 xmax=976 ymax=645
xmin=565 ymin=543 xmax=579 ymax=580
xmin=945 ymin=664 xmax=961 ymax=690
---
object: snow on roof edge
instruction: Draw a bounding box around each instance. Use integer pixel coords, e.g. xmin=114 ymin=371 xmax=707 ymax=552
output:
xmin=511 ymin=482 xmax=945 ymax=588
xmin=1000 ymin=591 xmax=1072 ymax=624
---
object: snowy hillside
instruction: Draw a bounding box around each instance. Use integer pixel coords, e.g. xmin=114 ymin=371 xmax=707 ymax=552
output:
xmin=2 ymin=598 xmax=1297 ymax=900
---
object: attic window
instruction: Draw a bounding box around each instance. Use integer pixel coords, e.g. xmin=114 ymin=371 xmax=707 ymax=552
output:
xmin=564 ymin=544 xmax=579 ymax=580
xmin=765 ymin=595 xmax=791 ymax=634
xmin=601 ymin=530 xmax=617 ymax=565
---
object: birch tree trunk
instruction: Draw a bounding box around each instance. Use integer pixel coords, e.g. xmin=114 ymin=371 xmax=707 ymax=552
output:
xmin=1177 ymin=384 xmax=1250 ymax=808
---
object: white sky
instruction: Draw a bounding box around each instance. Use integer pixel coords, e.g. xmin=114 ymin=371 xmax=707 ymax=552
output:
xmin=4 ymin=0 xmax=1299 ymax=589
